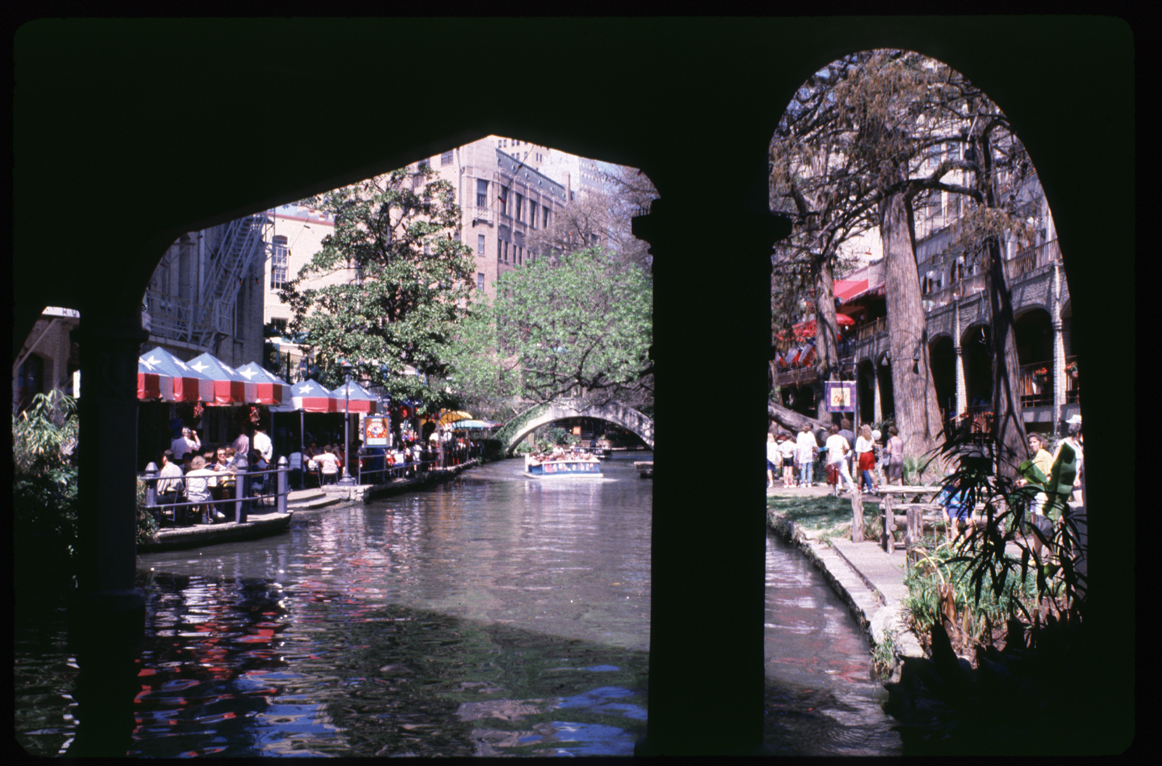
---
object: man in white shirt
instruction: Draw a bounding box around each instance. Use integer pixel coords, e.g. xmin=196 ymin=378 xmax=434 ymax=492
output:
xmin=794 ymin=424 xmax=819 ymax=487
xmin=252 ymin=426 xmax=273 ymax=464
xmin=171 ymin=427 xmax=200 ymax=461
xmin=156 ymin=449 xmax=185 ymax=524
xmin=825 ymin=425 xmax=859 ymax=496
xmin=288 ymin=449 xmax=304 ymax=490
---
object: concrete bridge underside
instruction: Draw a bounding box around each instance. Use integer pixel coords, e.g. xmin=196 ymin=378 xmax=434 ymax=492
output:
xmin=498 ymin=399 xmax=654 ymax=455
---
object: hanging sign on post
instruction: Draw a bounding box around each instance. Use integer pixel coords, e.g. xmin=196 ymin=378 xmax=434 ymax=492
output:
xmin=364 ymin=416 xmax=389 ymax=447
xmin=824 ymin=381 xmax=856 ymax=413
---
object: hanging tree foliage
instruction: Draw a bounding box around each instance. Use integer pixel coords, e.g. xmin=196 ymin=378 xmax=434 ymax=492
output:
xmin=447 ymin=246 xmax=653 ymax=414
xmin=770 ymin=49 xmax=1039 ymax=472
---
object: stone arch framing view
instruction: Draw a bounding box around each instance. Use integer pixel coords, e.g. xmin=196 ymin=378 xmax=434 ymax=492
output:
xmin=13 ymin=18 xmax=1134 ymax=756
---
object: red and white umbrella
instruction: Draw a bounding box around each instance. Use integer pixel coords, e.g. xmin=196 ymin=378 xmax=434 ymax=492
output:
xmin=289 ymin=379 xmax=338 ymax=412
xmin=235 ymin=362 xmax=290 ymax=405
xmin=329 ymin=380 xmax=379 ymax=414
xmin=140 ymin=347 xmax=212 ymax=403
xmin=137 ymin=355 xmax=173 ymax=401
xmin=188 ymin=352 xmax=256 ymax=405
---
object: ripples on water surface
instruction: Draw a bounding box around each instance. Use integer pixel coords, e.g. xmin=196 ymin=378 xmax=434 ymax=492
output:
xmin=14 ymin=453 xmax=899 ymax=756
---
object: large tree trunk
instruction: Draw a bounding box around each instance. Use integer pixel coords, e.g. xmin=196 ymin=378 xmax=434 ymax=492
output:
xmin=767 ymin=400 xmax=829 ymax=438
xmin=880 ymin=188 xmax=947 ymax=477
xmin=814 ymin=255 xmax=842 ymax=383
xmin=975 ymin=128 xmax=1027 ymax=480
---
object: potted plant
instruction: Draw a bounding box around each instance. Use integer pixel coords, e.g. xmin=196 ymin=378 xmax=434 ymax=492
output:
xmin=1032 ymin=366 xmax=1049 ymax=393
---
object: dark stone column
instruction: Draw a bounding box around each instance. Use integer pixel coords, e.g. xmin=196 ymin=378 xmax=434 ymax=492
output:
xmin=66 ymin=312 xmax=148 ymax=757
xmin=633 ymin=179 xmax=789 ymax=755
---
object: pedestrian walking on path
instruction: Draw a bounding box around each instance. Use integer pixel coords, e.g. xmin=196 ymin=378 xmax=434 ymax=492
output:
xmin=825 ymin=425 xmax=858 ymax=496
xmin=795 ymin=423 xmax=818 ymax=487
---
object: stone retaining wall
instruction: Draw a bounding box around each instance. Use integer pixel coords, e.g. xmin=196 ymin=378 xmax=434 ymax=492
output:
xmin=767 ymin=510 xmax=925 ymax=675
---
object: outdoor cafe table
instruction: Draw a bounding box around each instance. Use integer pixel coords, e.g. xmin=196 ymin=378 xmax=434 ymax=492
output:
xmin=877 ymin=485 xmax=944 ymax=555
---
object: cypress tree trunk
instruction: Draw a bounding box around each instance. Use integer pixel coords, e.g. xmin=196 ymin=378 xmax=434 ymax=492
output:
xmin=814 ymin=255 xmax=842 ymax=385
xmin=880 ymin=188 xmax=947 ymax=476
xmin=975 ymin=128 xmax=1027 ymax=479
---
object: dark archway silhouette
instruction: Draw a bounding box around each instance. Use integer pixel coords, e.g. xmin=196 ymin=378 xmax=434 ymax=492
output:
xmin=14 ymin=17 xmax=1135 ymax=756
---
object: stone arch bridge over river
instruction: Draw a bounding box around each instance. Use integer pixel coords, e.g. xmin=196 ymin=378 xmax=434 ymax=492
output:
xmin=493 ymin=398 xmax=655 ymax=455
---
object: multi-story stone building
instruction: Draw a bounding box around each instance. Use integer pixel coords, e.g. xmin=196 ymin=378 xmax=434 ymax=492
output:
xmin=13 ymin=306 xmax=81 ymax=412
xmin=775 ymin=171 xmax=1077 ymax=436
xmin=141 ymin=216 xmax=269 ymax=368
xmin=261 ymin=136 xmax=588 ymax=363
xmin=135 ymin=216 xmax=270 ymax=454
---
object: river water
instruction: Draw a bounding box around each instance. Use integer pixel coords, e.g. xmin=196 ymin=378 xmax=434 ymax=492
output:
xmin=14 ymin=452 xmax=900 ymax=756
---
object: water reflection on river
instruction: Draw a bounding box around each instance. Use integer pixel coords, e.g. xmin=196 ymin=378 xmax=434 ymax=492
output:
xmin=14 ymin=452 xmax=900 ymax=756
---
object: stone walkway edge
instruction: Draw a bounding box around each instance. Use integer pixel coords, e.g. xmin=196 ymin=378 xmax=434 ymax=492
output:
xmin=766 ymin=496 xmax=926 ymax=669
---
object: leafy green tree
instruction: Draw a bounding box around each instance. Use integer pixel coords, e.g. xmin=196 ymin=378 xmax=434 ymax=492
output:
xmin=280 ymin=166 xmax=477 ymax=411
xmin=448 ymin=246 xmax=652 ymax=415
xmin=13 ymin=390 xmax=80 ymax=600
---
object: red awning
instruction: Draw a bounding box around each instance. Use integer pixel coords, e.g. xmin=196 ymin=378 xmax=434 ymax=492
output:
xmin=835 ymin=278 xmax=884 ymax=305
xmin=833 ymin=278 xmax=868 ymax=303
xmin=790 ymin=314 xmax=854 ymax=340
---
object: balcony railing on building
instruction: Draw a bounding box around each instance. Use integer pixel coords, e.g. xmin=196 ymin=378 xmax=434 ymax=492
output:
xmin=1018 ymin=361 xmax=1053 ymax=408
xmin=1064 ymin=355 xmax=1080 ymax=404
xmin=922 ymin=238 xmax=1060 ymax=313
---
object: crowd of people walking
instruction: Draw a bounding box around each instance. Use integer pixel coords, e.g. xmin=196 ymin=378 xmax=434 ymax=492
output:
xmin=767 ymin=418 xmax=889 ymax=497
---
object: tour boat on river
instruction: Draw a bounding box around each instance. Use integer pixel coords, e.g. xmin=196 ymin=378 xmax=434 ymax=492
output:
xmin=524 ymin=451 xmax=603 ymax=478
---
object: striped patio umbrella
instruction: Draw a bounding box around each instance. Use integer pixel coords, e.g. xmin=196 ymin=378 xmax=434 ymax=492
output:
xmin=137 ymin=355 xmax=173 ymax=401
xmin=329 ymin=380 xmax=379 ymax=414
xmin=235 ymin=362 xmax=291 ymax=405
xmin=140 ymin=346 xmax=212 ymax=403
xmin=188 ymin=352 xmax=256 ymax=405
xmin=289 ymin=379 xmax=338 ymax=412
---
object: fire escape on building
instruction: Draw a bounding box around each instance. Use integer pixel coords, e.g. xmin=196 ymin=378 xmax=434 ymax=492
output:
xmin=141 ymin=213 xmax=271 ymax=352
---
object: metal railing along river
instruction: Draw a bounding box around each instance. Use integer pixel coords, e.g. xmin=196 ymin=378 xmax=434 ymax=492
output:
xmin=141 ymin=457 xmax=291 ymax=526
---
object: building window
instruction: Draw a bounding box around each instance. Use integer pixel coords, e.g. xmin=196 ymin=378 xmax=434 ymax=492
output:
xmin=543 ymin=207 xmax=550 ymax=228
xmin=477 ymin=233 xmax=486 ymax=255
xmin=498 ymin=188 xmax=507 ymax=217
xmin=529 ymin=201 xmax=538 ymax=229
xmin=515 ymin=193 xmax=524 ymax=222
xmin=476 ymin=179 xmax=489 ymax=208
xmin=271 ymin=235 xmax=289 ymax=289
xmin=441 ymin=150 xmax=454 ymax=166
xmin=477 ymin=273 xmax=485 ymax=291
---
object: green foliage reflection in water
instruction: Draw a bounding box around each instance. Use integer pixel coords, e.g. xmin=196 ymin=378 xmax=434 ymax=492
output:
xmin=320 ymin=604 xmax=648 ymax=756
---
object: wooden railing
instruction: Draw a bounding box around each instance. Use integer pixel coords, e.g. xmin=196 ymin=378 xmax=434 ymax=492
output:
xmin=1018 ymin=360 xmax=1053 ymax=408
xmin=1064 ymin=354 xmax=1080 ymax=404
xmin=857 ymin=316 xmax=888 ymax=341
xmin=1007 ymin=239 xmax=1060 ymax=280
